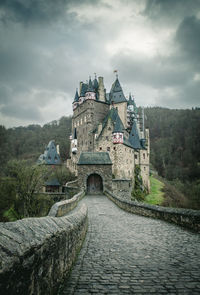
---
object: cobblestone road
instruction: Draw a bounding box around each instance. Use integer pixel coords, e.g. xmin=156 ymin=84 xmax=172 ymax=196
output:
xmin=59 ymin=195 xmax=200 ymax=294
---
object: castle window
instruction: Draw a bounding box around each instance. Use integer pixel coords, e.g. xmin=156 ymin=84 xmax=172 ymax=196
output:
xmin=143 ymin=153 xmax=145 ymax=159
xmin=113 ymin=147 xmax=116 ymax=151
xmin=107 ymin=147 xmax=110 ymax=151
xmin=135 ymin=154 xmax=137 ymax=159
xmin=99 ymin=147 xmax=102 ymax=151
xmin=144 ymin=166 xmax=146 ymax=171
xmin=90 ymin=141 xmax=92 ymax=144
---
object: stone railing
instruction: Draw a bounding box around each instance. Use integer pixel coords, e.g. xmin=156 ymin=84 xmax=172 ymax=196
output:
xmin=105 ymin=190 xmax=200 ymax=232
xmin=48 ymin=190 xmax=85 ymax=217
xmin=0 ymin=191 xmax=87 ymax=294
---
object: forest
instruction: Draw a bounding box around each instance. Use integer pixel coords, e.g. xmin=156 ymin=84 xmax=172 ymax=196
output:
xmin=0 ymin=107 xmax=200 ymax=210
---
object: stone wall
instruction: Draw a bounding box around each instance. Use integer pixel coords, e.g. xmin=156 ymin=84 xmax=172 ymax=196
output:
xmin=112 ymin=179 xmax=132 ymax=199
xmin=48 ymin=191 xmax=85 ymax=217
xmin=105 ymin=190 xmax=200 ymax=232
xmin=0 ymin=192 xmax=87 ymax=294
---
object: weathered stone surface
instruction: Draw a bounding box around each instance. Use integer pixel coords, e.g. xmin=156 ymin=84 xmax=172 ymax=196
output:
xmin=0 ymin=202 xmax=88 ymax=294
xmin=105 ymin=190 xmax=200 ymax=232
xmin=59 ymin=194 xmax=200 ymax=294
xmin=48 ymin=190 xmax=85 ymax=217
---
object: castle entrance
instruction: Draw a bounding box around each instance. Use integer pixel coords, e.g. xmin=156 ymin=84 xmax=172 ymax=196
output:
xmin=87 ymin=174 xmax=103 ymax=194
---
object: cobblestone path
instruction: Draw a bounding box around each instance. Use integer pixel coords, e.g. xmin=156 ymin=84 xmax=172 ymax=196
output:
xmin=59 ymin=194 xmax=200 ymax=294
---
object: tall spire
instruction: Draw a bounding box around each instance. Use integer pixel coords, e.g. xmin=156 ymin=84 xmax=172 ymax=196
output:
xmin=73 ymin=88 xmax=79 ymax=102
xmin=109 ymin=75 xmax=126 ymax=103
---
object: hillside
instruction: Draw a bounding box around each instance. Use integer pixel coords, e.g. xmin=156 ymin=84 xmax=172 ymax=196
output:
xmin=0 ymin=107 xmax=199 ymax=208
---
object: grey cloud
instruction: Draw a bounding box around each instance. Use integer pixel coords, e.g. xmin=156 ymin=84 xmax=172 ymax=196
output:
xmin=111 ymin=52 xmax=190 ymax=89
xmin=143 ymin=0 xmax=200 ymax=23
xmin=176 ymin=15 xmax=200 ymax=63
xmin=1 ymin=103 xmax=42 ymax=120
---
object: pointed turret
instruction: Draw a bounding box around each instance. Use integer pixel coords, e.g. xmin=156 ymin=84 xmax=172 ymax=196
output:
xmin=93 ymin=74 xmax=99 ymax=91
xmin=129 ymin=120 xmax=142 ymax=149
xmin=109 ymin=77 xmax=127 ymax=103
xmin=73 ymin=88 xmax=79 ymax=110
xmin=85 ymin=76 xmax=96 ymax=100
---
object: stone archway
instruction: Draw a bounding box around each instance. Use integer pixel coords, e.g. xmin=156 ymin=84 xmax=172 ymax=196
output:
xmin=87 ymin=173 xmax=103 ymax=194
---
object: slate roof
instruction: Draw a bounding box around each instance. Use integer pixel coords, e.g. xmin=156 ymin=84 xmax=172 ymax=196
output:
xmin=113 ymin=114 xmax=124 ymax=133
xmin=109 ymin=78 xmax=127 ymax=103
xmin=87 ymin=77 xmax=95 ymax=92
xmin=45 ymin=179 xmax=61 ymax=186
xmin=77 ymin=152 xmax=112 ymax=165
xmin=128 ymin=120 xmax=142 ymax=149
xmin=99 ymin=107 xmax=125 ymax=137
xmin=73 ymin=89 xmax=79 ymax=103
xmin=37 ymin=140 xmax=61 ymax=165
xmin=80 ymin=83 xmax=88 ymax=96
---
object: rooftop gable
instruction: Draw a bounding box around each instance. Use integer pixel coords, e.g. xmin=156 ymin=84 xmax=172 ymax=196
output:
xmin=37 ymin=140 xmax=61 ymax=165
xmin=78 ymin=152 xmax=112 ymax=165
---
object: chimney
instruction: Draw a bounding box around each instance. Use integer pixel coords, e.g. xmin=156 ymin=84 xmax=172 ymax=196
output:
xmin=98 ymin=77 xmax=106 ymax=102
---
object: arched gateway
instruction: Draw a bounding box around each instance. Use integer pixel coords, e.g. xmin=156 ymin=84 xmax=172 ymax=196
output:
xmin=77 ymin=152 xmax=112 ymax=193
xmin=87 ymin=174 xmax=103 ymax=194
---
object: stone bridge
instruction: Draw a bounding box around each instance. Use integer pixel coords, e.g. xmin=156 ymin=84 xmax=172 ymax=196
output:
xmin=59 ymin=194 xmax=200 ymax=294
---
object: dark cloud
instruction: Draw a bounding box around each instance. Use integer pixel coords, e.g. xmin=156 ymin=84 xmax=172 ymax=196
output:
xmin=0 ymin=0 xmax=101 ymax=25
xmin=176 ymin=15 xmax=200 ymax=64
xmin=143 ymin=0 xmax=200 ymax=23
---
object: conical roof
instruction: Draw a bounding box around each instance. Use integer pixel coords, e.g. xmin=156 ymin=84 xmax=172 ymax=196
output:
xmin=73 ymin=89 xmax=79 ymax=103
xmin=129 ymin=120 xmax=142 ymax=149
xmin=109 ymin=77 xmax=127 ymax=103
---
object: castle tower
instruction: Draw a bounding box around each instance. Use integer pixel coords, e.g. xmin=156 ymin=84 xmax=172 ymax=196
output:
xmin=109 ymin=77 xmax=127 ymax=128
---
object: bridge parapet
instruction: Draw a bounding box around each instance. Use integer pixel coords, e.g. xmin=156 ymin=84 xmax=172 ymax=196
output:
xmin=0 ymin=191 xmax=87 ymax=294
xmin=105 ymin=190 xmax=200 ymax=232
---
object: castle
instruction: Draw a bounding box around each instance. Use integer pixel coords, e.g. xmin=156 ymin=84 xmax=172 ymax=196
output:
xmin=67 ymin=74 xmax=150 ymax=195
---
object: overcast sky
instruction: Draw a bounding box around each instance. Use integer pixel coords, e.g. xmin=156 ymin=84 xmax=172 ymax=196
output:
xmin=0 ymin=0 xmax=200 ymax=128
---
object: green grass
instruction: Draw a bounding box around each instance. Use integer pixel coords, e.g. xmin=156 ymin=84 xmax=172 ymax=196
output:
xmin=145 ymin=176 xmax=164 ymax=205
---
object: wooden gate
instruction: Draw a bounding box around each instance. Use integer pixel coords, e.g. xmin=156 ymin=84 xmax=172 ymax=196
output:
xmin=87 ymin=174 xmax=103 ymax=194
